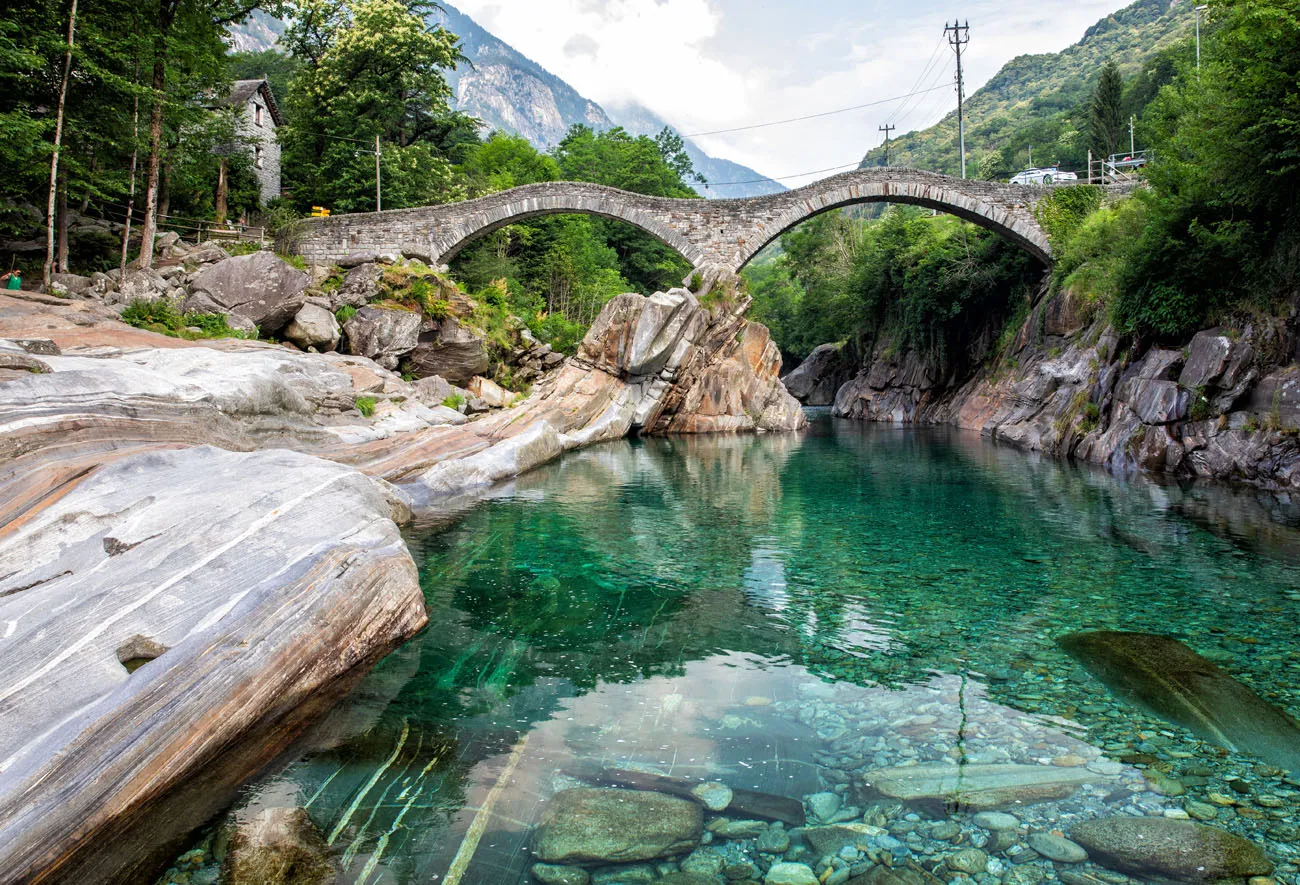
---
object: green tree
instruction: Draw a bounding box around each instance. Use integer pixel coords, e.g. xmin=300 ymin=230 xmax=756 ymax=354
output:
xmin=1089 ymin=59 xmax=1126 ymax=159
xmin=279 ymin=0 xmax=465 ymax=212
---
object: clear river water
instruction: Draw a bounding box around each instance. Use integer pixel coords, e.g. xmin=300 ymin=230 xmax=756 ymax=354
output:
xmin=167 ymin=415 xmax=1300 ymax=885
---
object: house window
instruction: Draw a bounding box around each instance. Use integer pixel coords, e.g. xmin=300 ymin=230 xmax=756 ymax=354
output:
xmin=255 ymin=146 xmax=264 ymax=169
xmin=254 ymin=104 xmax=263 ymax=127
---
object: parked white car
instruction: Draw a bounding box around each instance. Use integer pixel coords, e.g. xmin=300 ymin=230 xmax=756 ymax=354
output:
xmin=1010 ymin=167 xmax=1078 ymax=185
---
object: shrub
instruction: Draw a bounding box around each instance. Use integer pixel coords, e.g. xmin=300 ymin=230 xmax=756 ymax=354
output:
xmin=355 ymin=396 xmax=377 ymax=417
xmin=1034 ymin=185 xmax=1104 ymax=251
xmin=335 ymin=305 xmax=357 ymax=325
xmin=120 ymin=299 xmax=256 ymax=340
xmin=441 ymin=393 xmax=465 ymax=410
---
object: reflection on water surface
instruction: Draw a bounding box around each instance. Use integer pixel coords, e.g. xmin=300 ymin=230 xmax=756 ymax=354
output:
xmin=166 ymin=418 xmax=1300 ymax=885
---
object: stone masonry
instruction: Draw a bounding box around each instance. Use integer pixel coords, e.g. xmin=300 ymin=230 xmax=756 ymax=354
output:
xmin=288 ymin=168 xmax=1067 ymax=275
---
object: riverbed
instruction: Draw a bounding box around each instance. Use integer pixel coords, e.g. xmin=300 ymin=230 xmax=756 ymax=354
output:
xmin=165 ymin=415 xmax=1300 ymax=885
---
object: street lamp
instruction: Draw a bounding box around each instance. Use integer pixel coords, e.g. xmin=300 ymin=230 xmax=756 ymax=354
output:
xmin=1195 ymin=5 xmax=1208 ymax=72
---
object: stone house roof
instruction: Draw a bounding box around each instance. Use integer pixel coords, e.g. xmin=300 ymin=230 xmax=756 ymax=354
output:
xmin=216 ymin=79 xmax=284 ymax=127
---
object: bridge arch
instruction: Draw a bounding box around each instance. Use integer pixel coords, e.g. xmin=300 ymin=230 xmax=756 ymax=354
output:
xmin=722 ymin=170 xmax=1054 ymax=271
xmin=422 ymin=182 xmax=707 ymax=268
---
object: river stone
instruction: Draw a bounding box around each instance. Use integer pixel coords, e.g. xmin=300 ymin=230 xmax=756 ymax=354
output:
xmin=343 ymin=306 xmax=421 ymax=370
xmin=1058 ymin=631 xmax=1300 ymax=772
xmin=765 ymin=862 xmax=820 ymax=885
xmin=223 ymin=806 xmax=337 ymax=885
xmin=971 ymin=811 xmax=1020 ymax=832
xmin=807 ymin=791 xmax=843 ymax=821
xmin=591 ymin=864 xmax=657 ymax=885
xmin=1027 ymin=833 xmax=1088 ymax=863
xmin=756 ymin=826 xmax=791 ymax=853
xmin=468 ymin=374 xmax=513 ymax=409
xmin=860 ymin=763 xmax=1100 ymax=812
xmin=848 ymin=867 xmax=944 ymax=885
xmin=1071 ymin=817 xmax=1273 ymax=881
xmin=946 ymin=848 xmax=988 ymax=875
xmin=707 ymin=819 xmax=769 ymax=839
xmin=532 ymin=789 xmax=702 ymax=864
xmin=690 ymin=781 xmax=734 ymax=812
xmin=803 ymin=824 xmax=882 ymax=855
xmin=532 ymin=863 xmax=591 ymax=885
xmin=283 ymin=303 xmax=341 ymax=352
xmin=185 ymin=252 xmax=309 ymax=333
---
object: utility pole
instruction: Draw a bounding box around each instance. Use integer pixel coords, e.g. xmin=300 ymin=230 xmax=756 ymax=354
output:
xmin=945 ymin=20 xmax=970 ymax=179
xmin=1195 ymin=5 xmax=1208 ymax=73
xmin=1129 ymin=115 xmax=1136 ymax=156
xmin=375 ymin=134 xmax=382 ymax=212
xmin=879 ymin=123 xmax=895 ymax=166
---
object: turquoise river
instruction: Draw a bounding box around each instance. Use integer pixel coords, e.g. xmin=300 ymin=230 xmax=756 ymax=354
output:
xmin=165 ymin=415 xmax=1300 ymax=885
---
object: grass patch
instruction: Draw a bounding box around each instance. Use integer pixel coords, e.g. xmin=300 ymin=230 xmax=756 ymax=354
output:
xmin=335 ymin=305 xmax=357 ymax=325
xmin=278 ymin=252 xmax=308 ymax=271
xmin=355 ymin=396 xmax=377 ymax=418
xmin=441 ymin=393 xmax=465 ymax=410
xmin=120 ymin=299 xmax=256 ymax=340
xmin=225 ymin=241 xmax=265 ymax=257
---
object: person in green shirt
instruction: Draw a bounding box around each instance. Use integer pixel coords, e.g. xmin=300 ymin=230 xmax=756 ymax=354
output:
xmin=2 ymin=269 xmax=20 ymax=290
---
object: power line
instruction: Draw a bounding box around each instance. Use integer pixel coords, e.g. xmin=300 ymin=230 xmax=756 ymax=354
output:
xmin=701 ymin=160 xmax=863 ymax=189
xmin=680 ymin=82 xmax=952 ymax=138
xmin=888 ymin=34 xmax=949 ymax=128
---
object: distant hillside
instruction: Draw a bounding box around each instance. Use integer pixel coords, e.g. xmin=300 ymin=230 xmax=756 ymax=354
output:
xmin=861 ymin=0 xmax=1195 ymax=176
xmin=226 ymin=10 xmax=286 ymax=53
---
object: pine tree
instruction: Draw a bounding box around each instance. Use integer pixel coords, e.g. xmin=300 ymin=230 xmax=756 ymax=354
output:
xmin=1089 ymin=60 xmax=1125 ymax=160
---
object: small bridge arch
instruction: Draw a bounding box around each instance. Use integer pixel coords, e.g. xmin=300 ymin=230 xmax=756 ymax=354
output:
xmin=291 ymin=168 xmax=1059 ymax=273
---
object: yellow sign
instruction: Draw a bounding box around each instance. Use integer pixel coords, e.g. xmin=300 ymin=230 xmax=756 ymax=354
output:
xmin=311 ymin=206 xmax=331 ymax=217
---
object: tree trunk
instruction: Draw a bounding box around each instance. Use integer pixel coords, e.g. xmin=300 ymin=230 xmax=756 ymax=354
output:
xmin=56 ymin=166 xmax=70 ymax=273
xmin=158 ymin=160 xmax=170 ymax=220
xmin=215 ymin=157 xmax=228 ymax=224
xmin=137 ymin=0 xmax=178 ymax=271
xmin=121 ymin=60 xmax=141 ymax=279
xmin=43 ymin=0 xmax=78 ymax=291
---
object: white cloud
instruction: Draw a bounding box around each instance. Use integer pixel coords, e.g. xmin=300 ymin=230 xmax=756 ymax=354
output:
xmin=453 ymin=0 xmax=1133 ymax=184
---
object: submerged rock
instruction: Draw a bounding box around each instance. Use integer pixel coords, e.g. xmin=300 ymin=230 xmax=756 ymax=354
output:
xmin=1058 ymin=631 xmax=1300 ymax=771
xmin=532 ymin=788 xmax=703 ymax=864
xmin=223 ymin=806 xmax=336 ymax=885
xmin=860 ymin=763 xmax=1101 ymax=812
xmin=1071 ymin=817 xmax=1273 ymax=881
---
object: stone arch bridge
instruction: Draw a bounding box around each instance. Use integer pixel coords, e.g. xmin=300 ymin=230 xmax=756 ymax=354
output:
xmin=290 ymin=168 xmax=1060 ymax=280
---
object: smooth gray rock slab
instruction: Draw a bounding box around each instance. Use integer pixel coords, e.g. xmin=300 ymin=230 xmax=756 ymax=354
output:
xmin=861 ymin=763 xmax=1102 ymax=812
xmin=1027 ymin=832 xmax=1088 ymax=863
xmin=532 ymin=788 xmax=702 ymax=864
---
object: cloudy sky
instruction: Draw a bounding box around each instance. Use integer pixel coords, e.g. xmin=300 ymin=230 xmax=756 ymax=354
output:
xmin=452 ymin=0 xmax=1131 ymax=185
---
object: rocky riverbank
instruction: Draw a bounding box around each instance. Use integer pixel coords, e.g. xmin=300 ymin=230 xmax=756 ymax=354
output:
xmin=0 ymin=256 xmax=801 ymax=883
xmin=785 ymin=284 xmax=1300 ymax=490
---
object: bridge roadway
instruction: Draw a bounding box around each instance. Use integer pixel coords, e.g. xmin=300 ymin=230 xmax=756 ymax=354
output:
xmin=290 ymin=167 xmax=1062 ymax=279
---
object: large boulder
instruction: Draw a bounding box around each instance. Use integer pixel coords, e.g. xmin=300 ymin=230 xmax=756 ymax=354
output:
xmin=343 ymin=306 xmax=421 ymax=370
xmin=1071 ymin=817 xmax=1272 ymax=881
xmin=782 ymin=342 xmax=848 ymax=405
xmin=532 ymin=788 xmax=702 ymax=865
xmin=184 ymin=252 xmax=310 ymax=332
xmin=467 ymin=375 xmax=513 ymax=409
xmin=334 ymin=263 xmax=385 ymax=309
xmin=284 ymin=303 xmax=341 ymax=353
xmin=223 ymin=806 xmax=337 ymax=885
xmin=406 ymin=317 xmax=490 ymax=384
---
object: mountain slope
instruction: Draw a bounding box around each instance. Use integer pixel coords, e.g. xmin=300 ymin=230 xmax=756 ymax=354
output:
xmin=603 ymin=101 xmax=785 ymax=198
xmin=861 ymin=0 xmax=1195 ymax=175
xmin=228 ymin=4 xmax=783 ymax=198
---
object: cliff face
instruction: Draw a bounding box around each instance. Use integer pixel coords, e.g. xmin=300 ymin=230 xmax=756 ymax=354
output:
xmin=813 ymin=286 xmax=1300 ymax=490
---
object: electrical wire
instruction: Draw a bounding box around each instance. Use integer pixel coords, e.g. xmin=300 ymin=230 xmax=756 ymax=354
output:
xmin=680 ymin=81 xmax=952 ymax=138
xmin=700 ymin=160 xmax=865 ymax=189
xmin=887 ymin=34 xmax=949 ymax=129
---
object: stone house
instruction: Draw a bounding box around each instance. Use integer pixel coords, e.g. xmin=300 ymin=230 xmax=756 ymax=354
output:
xmin=216 ymin=79 xmax=283 ymax=206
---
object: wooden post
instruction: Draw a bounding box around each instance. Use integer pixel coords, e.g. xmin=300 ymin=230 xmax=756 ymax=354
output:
xmin=215 ymin=158 xmax=228 ymax=225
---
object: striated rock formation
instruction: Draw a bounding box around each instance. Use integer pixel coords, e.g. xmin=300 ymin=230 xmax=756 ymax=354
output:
xmin=0 ymin=284 xmax=802 ymax=883
xmin=0 ymin=446 xmax=423 ymax=883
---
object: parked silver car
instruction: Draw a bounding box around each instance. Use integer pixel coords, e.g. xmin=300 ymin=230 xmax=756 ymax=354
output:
xmin=1010 ymin=167 xmax=1078 ymax=185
